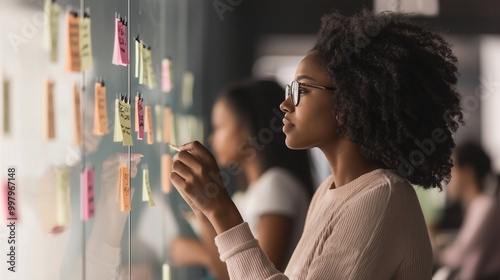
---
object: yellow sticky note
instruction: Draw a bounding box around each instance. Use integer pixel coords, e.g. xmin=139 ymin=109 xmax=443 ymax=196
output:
xmin=161 ymin=154 xmax=172 ymax=193
xmin=162 ymin=264 xmax=171 ymax=280
xmin=56 ymin=167 xmax=70 ymax=226
xmin=135 ymin=40 xmax=140 ymax=78
xmin=142 ymin=169 xmax=155 ymax=206
xmin=181 ymin=72 xmax=194 ymax=109
xmin=155 ymin=105 xmax=162 ymax=143
xmin=79 ymin=17 xmax=93 ymax=71
xmin=139 ymin=44 xmax=146 ymax=85
xmin=73 ymin=84 xmax=82 ymax=147
xmin=113 ymin=99 xmax=123 ymax=142
xmin=145 ymin=106 xmax=154 ymax=144
xmin=147 ymin=48 xmax=156 ymax=89
xmin=43 ymin=0 xmax=51 ymax=51
xmin=3 ymin=78 xmax=10 ymax=134
xmin=66 ymin=13 xmax=81 ymax=72
xmin=44 ymin=1 xmax=60 ymax=62
xmin=118 ymin=100 xmax=133 ymax=146
xmin=170 ymin=113 xmax=177 ymax=145
xmin=119 ymin=166 xmax=131 ymax=211
xmin=43 ymin=79 xmax=56 ymax=140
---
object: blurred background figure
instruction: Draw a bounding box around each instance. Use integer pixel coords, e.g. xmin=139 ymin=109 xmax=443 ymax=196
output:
xmin=434 ymin=142 xmax=500 ymax=280
xmin=169 ymin=79 xmax=314 ymax=280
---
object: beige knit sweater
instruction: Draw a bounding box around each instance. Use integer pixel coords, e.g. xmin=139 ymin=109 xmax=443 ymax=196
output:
xmin=215 ymin=168 xmax=432 ymax=279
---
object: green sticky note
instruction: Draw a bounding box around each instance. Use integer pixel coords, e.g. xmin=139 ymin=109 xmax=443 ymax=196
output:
xmin=79 ymin=17 xmax=93 ymax=70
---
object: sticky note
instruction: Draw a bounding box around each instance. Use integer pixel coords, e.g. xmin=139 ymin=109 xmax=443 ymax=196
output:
xmin=93 ymin=83 xmax=109 ymax=135
xmin=145 ymin=106 xmax=154 ymax=144
xmin=44 ymin=0 xmax=60 ymax=62
xmin=147 ymin=48 xmax=156 ymax=89
xmin=116 ymin=162 xmax=126 ymax=202
xmin=161 ymin=154 xmax=172 ymax=193
xmin=79 ymin=17 xmax=93 ymax=70
xmin=118 ymin=21 xmax=130 ymax=65
xmin=161 ymin=58 xmax=172 ymax=93
xmin=181 ymin=72 xmax=194 ymax=109
xmin=3 ymin=78 xmax=10 ymax=134
xmin=170 ymin=113 xmax=177 ymax=145
xmin=134 ymin=96 xmax=139 ymax=132
xmin=118 ymin=99 xmax=133 ymax=146
xmin=43 ymin=0 xmax=51 ymax=51
xmin=163 ymin=107 xmax=171 ymax=143
xmin=43 ymin=79 xmax=56 ymax=140
xmin=119 ymin=166 xmax=131 ymax=211
xmin=142 ymin=169 xmax=155 ymax=207
xmin=81 ymin=167 xmax=95 ymax=220
xmin=112 ymin=19 xmax=129 ymax=66
xmin=135 ymin=39 xmax=140 ymax=77
xmin=66 ymin=13 xmax=81 ymax=72
xmin=162 ymin=264 xmax=171 ymax=280
xmin=139 ymin=44 xmax=145 ymax=84
xmin=113 ymin=99 xmax=123 ymax=142
xmin=56 ymin=167 xmax=69 ymax=226
xmin=73 ymin=84 xmax=82 ymax=147
xmin=138 ymin=98 xmax=144 ymax=140
xmin=155 ymin=105 xmax=162 ymax=143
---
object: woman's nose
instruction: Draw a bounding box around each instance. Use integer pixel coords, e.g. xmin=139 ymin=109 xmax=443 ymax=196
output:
xmin=280 ymin=96 xmax=293 ymax=113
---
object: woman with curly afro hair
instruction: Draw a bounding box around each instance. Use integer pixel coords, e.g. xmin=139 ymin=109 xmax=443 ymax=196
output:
xmin=169 ymin=8 xmax=463 ymax=279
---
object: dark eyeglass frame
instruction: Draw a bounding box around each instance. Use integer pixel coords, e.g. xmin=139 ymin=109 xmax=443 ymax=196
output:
xmin=285 ymin=80 xmax=336 ymax=106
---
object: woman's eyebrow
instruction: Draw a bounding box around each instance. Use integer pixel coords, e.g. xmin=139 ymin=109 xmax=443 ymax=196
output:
xmin=296 ymin=75 xmax=315 ymax=81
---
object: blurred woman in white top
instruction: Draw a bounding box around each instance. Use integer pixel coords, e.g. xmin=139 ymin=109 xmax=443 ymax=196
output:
xmin=170 ymin=79 xmax=314 ymax=280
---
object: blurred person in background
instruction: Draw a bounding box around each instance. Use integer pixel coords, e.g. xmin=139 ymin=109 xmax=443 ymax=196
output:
xmin=170 ymin=79 xmax=314 ymax=280
xmin=435 ymin=142 xmax=500 ymax=280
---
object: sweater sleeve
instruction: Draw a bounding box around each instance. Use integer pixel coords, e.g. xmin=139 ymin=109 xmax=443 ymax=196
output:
xmin=215 ymin=222 xmax=290 ymax=280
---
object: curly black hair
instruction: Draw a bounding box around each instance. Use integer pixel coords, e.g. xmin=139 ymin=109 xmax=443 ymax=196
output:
xmin=312 ymin=8 xmax=464 ymax=189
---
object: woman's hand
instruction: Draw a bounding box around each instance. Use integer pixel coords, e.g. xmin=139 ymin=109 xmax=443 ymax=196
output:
xmin=170 ymin=141 xmax=243 ymax=234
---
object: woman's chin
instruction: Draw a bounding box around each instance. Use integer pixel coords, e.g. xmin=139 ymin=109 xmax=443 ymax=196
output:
xmin=285 ymin=137 xmax=307 ymax=150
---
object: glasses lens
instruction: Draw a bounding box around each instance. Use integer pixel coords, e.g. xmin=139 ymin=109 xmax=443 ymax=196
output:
xmin=285 ymin=85 xmax=290 ymax=100
xmin=291 ymin=81 xmax=299 ymax=105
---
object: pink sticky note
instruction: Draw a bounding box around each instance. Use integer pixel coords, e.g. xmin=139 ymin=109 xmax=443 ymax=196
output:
xmin=138 ymin=99 xmax=144 ymax=140
xmin=118 ymin=21 xmax=129 ymax=65
xmin=162 ymin=59 xmax=172 ymax=93
xmin=81 ymin=167 xmax=95 ymax=220
xmin=112 ymin=19 xmax=122 ymax=65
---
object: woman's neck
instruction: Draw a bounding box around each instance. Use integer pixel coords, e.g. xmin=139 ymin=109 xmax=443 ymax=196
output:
xmin=240 ymin=158 xmax=265 ymax=186
xmin=320 ymin=140 xmax=385 ymax=189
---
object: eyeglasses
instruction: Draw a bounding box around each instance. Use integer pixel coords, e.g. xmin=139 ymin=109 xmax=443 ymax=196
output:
xmin=285 ymin=80 xmax=335 ymax=106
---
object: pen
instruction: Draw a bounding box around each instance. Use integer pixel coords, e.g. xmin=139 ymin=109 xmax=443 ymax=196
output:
xmin=168 ymin=143 xmax=195 ymax=155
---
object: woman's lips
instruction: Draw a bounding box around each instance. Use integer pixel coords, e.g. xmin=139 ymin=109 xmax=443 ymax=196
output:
xmin=283 ymin=118 xmax=295 ymax=132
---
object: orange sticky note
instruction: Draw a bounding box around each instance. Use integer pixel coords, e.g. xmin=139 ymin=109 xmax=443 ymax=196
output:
xmin=161 ymin=154 xmax=172 ymax=193
xmin=73 ymin=84 xmax=82 ymax=146
xmin=145 ymin=106 xmax=154 ymax=144
xmin=66 ymin=13 xmax=81 ymax=72
xmin=119 ymin=166 xmax=131 ymax=211
xmin=116 ymin=162 xmax=126 ymax=202
xmin=43 ymin=79 xmax=56 ymax=140
xmin=93 ymin=82 xmax=109 ymax=135
xmin=163 ymin=107 xmax=171 ymax=143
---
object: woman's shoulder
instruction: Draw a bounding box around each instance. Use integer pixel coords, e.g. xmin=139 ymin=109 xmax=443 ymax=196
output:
xmin=247 ymin=167 xmax=309 ymax=201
